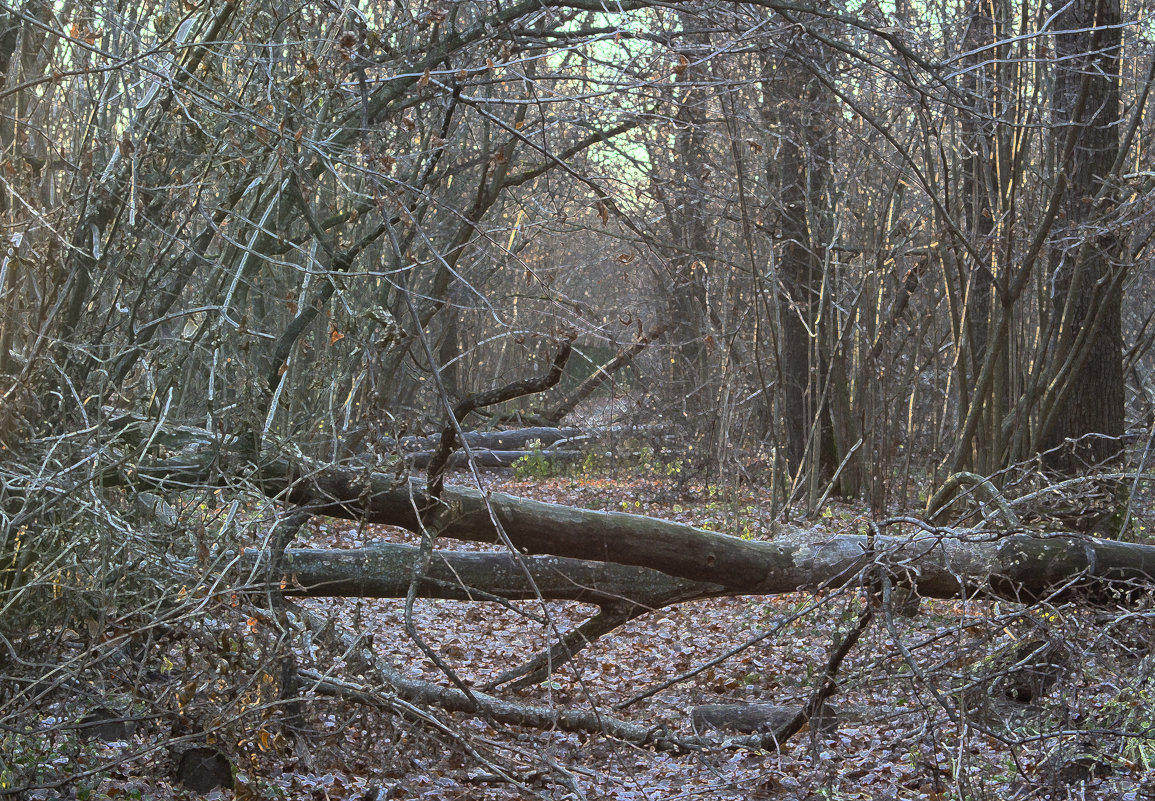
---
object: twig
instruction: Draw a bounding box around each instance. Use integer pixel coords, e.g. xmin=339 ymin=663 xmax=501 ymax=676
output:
xmin=926 ymin=471 xmax=1021 ymax=527
xmin=425 ymin=337 xmax=572 ymax=503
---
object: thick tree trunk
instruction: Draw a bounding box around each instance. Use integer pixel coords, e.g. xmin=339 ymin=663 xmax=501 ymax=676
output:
xmin=248 ymin=526 xmax=1155 ymax=610
xmin=229 ymin=473 xmax=1155 ymax=688
xmin=1036 ymin=0 xmax=1125 ymax=472
xmin=242 ymin=542 xmax=722 ymax=682
xmin=120 ymin=434 xmax=1155 ymax=606
xmin=760 ymin=38 xmax=843 ymax=487
xmin=129 ymin=443 xmax=1155 ymax=718
xmin=954 ymin=0 xmax=1006 ymax=474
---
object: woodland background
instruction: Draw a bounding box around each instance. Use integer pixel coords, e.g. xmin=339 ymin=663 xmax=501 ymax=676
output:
xmin=3 ymin=0 xmax=1155 ymax=796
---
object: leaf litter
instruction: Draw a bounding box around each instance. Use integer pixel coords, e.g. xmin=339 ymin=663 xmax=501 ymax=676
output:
xmin=21 ymin=471 xmax=1155 ymax=801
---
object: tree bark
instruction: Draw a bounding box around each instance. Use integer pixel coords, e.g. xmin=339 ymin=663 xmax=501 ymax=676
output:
xmin=648 ymin=14 xmax=717 ymax=452
xmin=760 ymin=34 xmax=842 ymax=487
xmin=115 ymin=432 xmax=1155 ymax=606
xmin=257 ymin=543 xmax=721 ymax=606
xmin=252 ymin=459 xmax=1155 ymax=604
xmin=1036 ymin=0 xmax=1125 ymax=473
xmin=954 ymin=0 xmax=1005 ymax=474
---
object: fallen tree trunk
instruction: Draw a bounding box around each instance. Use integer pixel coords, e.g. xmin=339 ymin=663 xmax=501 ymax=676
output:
xmin=400 ymin=427 xmax=583 ymax=452
xmin=254 ymin=543 xmax=721 ymax=606
xmin=243 ymin=542 xmax=725 ymax=687
xmin=404 ymin=449 xmax=582 ymax=469
xmin=126 ymin=445 xmax=1155 ymax=751
xmin=129 ymin=448 xmax=1155 ymax=605
xmin=394 ymin=424 xmax=661 ymax=454
xmin=256 ymin=460 xmax=1155 ymax=603
xmin=250 ymin=539 xmax=869 ymax=690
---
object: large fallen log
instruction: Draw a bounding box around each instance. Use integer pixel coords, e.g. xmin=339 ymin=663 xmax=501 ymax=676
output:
xmin=127 ymin=447 xmax=1155 ymax=605
xmin=256 ymin=460 xmax=1155 ymax=604
xmin=404 ymin=449 xmax=583 ymax=468
xmin=238 ymin=544 xmax=724 ymax=687
xmin=247 ymin=539 xmax=867 ymax=689
xmin=256 ymin=543 xmax=721 ymax=606
xmin=126 ymin=446 xmax=1155 ymax=748
xmin=402 ymin=427 xmax=583 ymax=451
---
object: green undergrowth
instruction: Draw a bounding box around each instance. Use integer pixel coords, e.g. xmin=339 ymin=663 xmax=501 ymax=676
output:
xmin=513 ymin=439 xmax=683 ymax=481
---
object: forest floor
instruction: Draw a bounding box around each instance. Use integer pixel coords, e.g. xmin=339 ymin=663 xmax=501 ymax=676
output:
xmin=17 ymin=466 xmax=1155 ymax=801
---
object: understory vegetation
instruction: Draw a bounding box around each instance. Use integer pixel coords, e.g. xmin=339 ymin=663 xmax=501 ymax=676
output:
xmin=4 ymin=451 xmax=1155 ymax=800
xmin=4 ymin=0 xmax=1155 ymax=796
